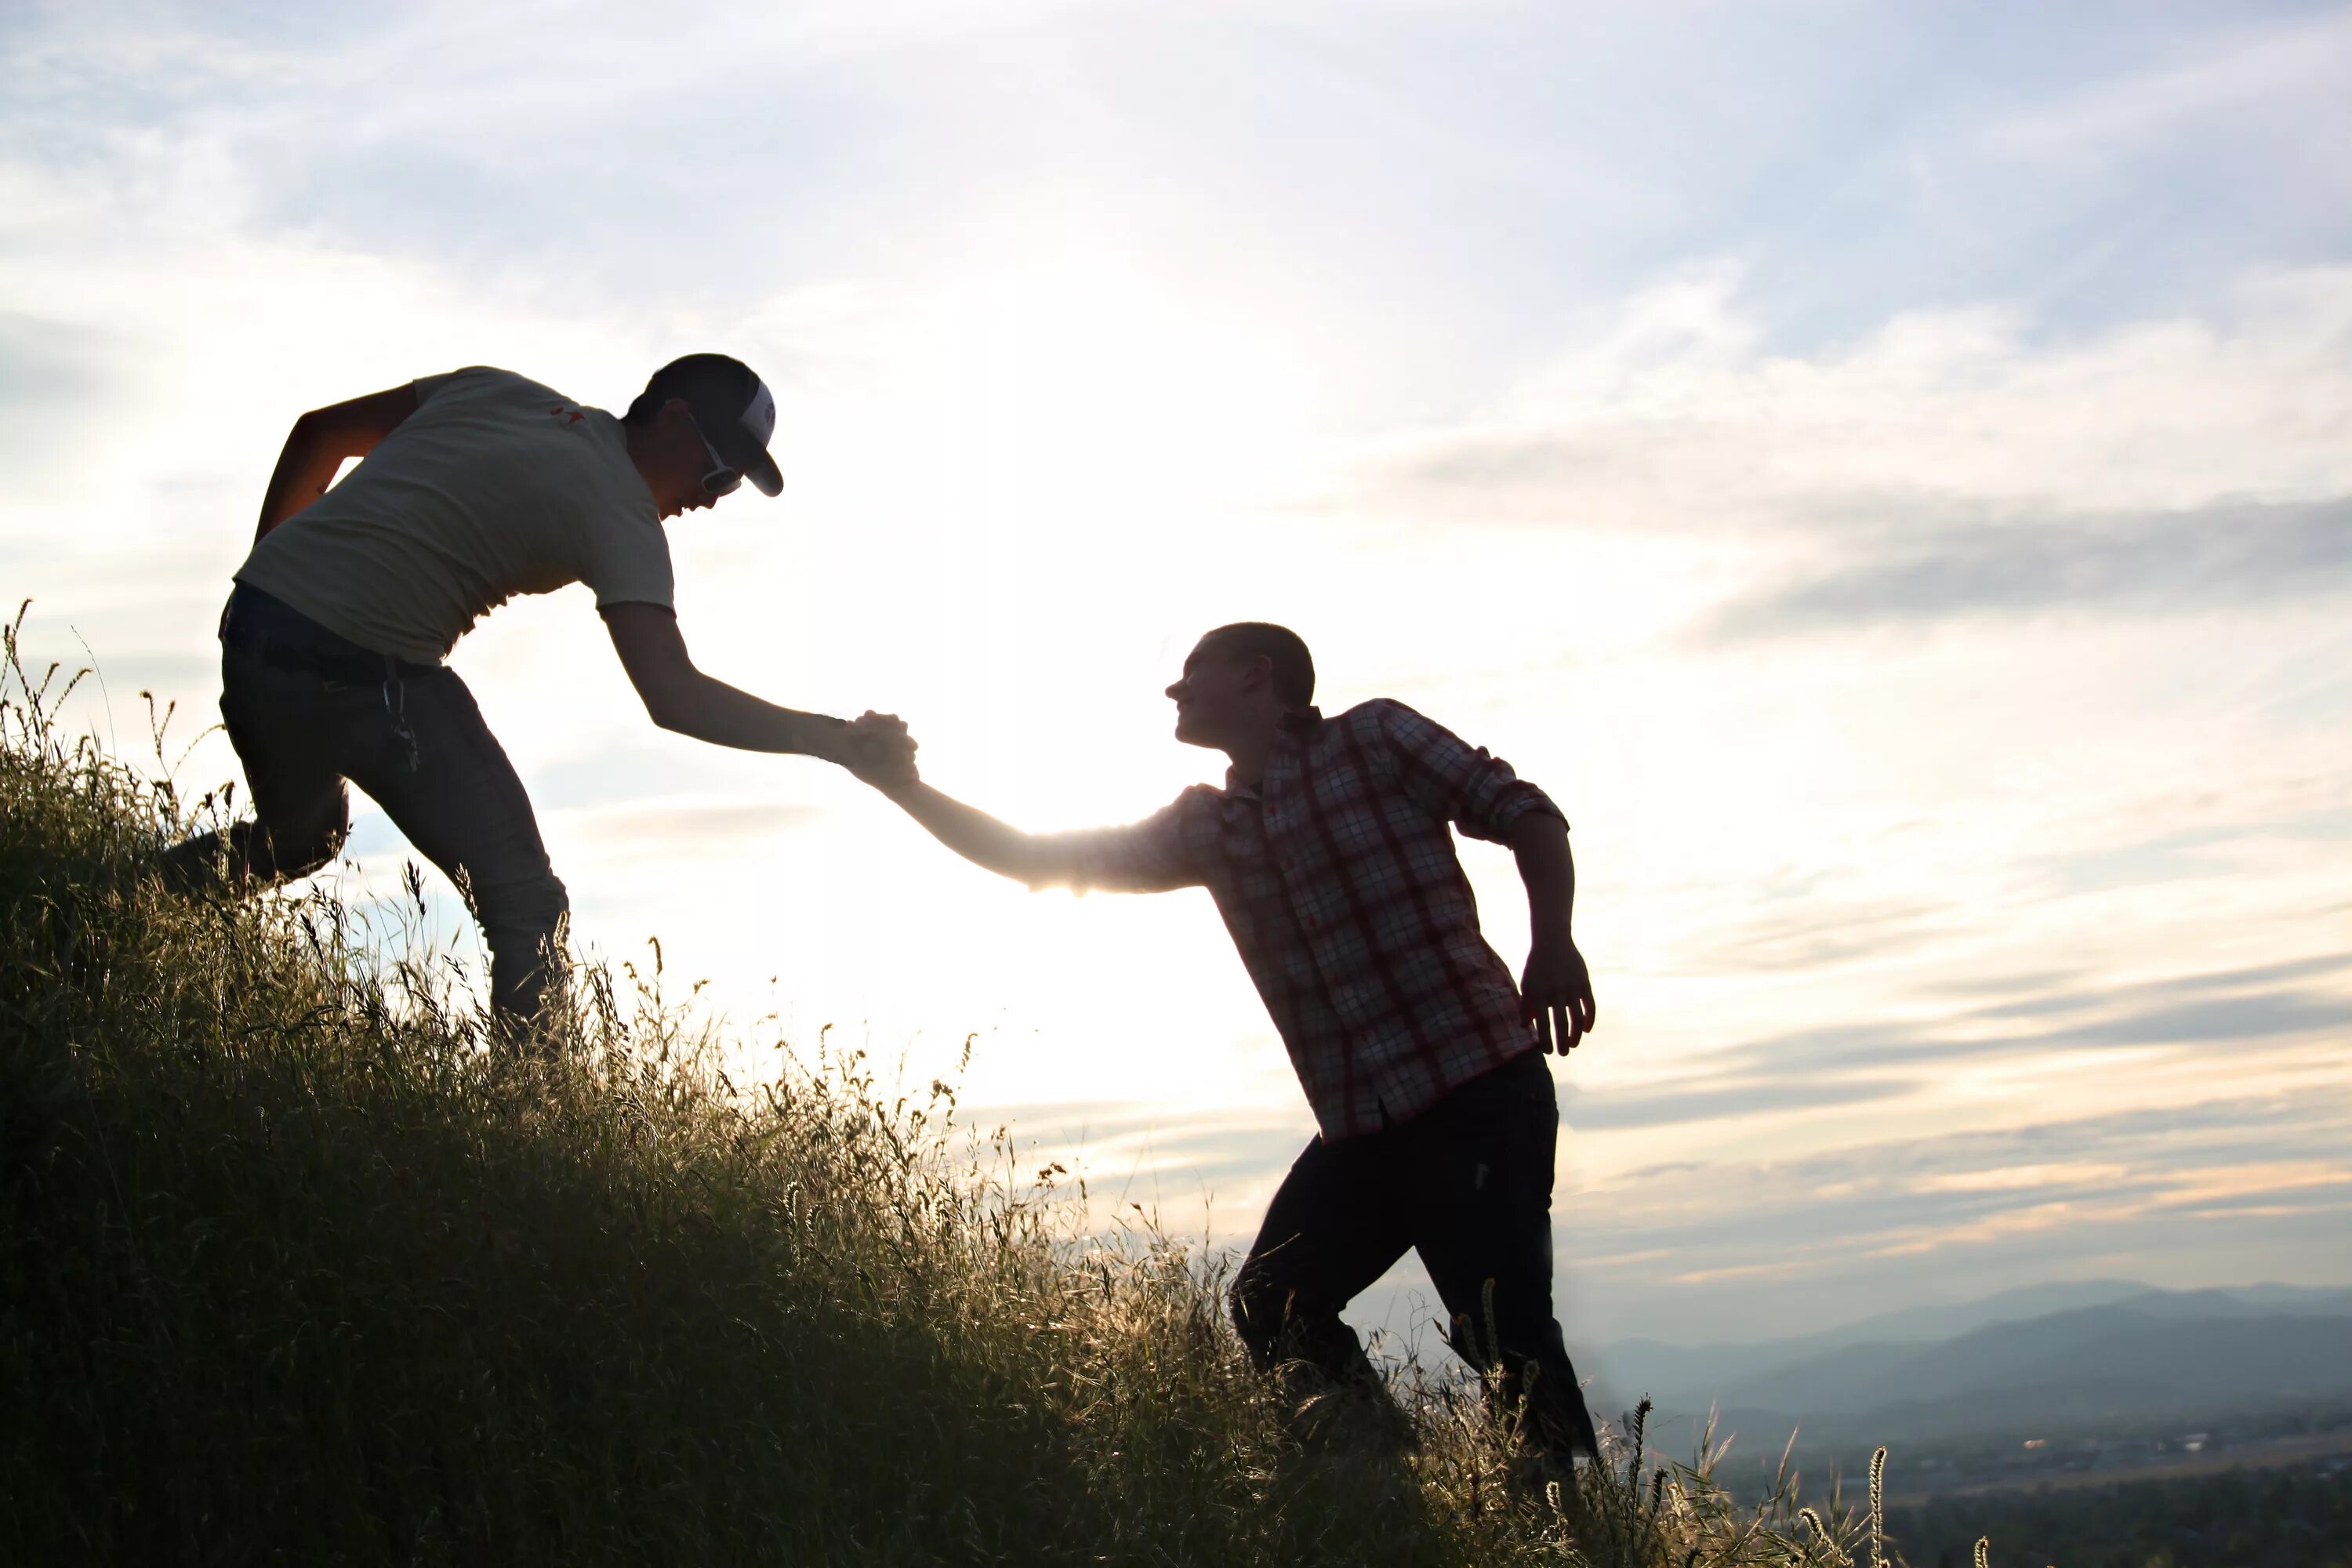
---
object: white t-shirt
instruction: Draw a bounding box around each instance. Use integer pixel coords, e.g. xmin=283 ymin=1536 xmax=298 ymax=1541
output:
xmin=235 ymin=366 xmax=673 ymax=663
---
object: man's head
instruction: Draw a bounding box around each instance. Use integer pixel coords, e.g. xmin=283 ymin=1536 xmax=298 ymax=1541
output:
xmin=622 ymin=354 xmax=785 ymax=520
xmin=1165 ymin=622 xmax=1315 ymax=750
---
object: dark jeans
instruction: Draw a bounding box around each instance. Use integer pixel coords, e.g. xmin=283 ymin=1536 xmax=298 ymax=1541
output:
xmin=162 ymin=588 xmax=568 ymax=1026
xmin=1230 ymin=1049 xmax=1600 ymax=1459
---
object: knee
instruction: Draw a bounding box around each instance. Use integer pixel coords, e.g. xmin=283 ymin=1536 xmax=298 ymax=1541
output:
xmin=226 ymin=812 xmax=345 ymax=884
xmin=275 ymin=819 xmax=347 ymax=880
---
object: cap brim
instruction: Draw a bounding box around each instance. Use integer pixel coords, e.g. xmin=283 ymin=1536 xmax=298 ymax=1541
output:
xmin=744 ymin=448 xmax=783 ymax=497
xmin=703 ymin=396 xmax=783 ymax=496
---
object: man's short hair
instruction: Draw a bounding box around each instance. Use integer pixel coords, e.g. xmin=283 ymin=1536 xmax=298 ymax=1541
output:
xmin=1202 ymin=622 xmax=1315 ymax=707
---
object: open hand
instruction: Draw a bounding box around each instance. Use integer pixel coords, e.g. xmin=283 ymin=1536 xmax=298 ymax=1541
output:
xmin=1520 ymin=933 xmax=1595 ymax=1054
xmin=840 ymin=711 xmax=919 ymax=790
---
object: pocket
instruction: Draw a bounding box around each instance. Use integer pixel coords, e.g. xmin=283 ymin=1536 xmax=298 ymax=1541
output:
xmin=1483 ymin=1057 xmax=1559 ymax=1209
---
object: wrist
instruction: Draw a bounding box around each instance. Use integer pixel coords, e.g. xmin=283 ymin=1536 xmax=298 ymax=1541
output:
xmin=1530 ymin=913 xmax=1574 ymax=947
xmin=805 ymin=717 xmax=848 ymax=764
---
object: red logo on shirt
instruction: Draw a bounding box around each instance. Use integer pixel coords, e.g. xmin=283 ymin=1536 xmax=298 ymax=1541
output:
xmin=549 ymin=405 xmax=585 ymax=424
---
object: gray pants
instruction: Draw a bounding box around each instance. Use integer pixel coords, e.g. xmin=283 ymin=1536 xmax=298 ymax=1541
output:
xmin=165 ymin=638 xmax=569 ymax=1026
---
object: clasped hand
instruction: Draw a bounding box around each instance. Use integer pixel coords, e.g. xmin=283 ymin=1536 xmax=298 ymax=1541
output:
xmin=838 ymin=711 xmax=919 ymax=789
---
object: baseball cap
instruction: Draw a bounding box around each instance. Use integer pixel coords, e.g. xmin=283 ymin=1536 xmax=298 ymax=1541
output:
xmin=630 ymin=353 xmax=784 ymax=497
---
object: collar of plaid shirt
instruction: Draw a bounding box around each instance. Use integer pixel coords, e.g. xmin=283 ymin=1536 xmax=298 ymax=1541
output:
xmin=1221 ymin=705 xmax=1326 ymax=798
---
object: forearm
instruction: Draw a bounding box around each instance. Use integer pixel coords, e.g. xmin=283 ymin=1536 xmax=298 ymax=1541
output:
xmin=651 ymin=671 xmax=849 ymax=758
xmin=253 ymin=422 xmax=352 ymax=541
xmin=1511 ymin=814 xmax=1576 ymax=943
xmin=880 ymin=782 xmax=1049 ymax=883
xmin=253 ymin=387 xmax=419 ymax=543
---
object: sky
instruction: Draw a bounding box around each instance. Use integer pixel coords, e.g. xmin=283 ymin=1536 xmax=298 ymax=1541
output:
xmin=3 ymin=0 xmax=2348 ymax=1353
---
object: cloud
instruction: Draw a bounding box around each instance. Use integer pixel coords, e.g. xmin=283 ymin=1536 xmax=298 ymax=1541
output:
xmin=1559 ymin=1087 xmax=2352 ymax=1340
xmin=1708 ymin=495 xmax=2352 ymax=638
xmin=1562 ymin=982 xmax=2352 ymax=1142
xmin=1967 ymin=953 xmax=2352 ymax=1022
xmin=1690 ymin=898 xmax=1952 ymax=973
xmin=2041 ymin=988 xmax=2352 ymax=1050
xmin=1980 ymin=8 xmax=2352 ymax=168
xmin=1332 ymin=264 xmax=2352 ymax=542
xmin=1563 ymin=1073 xmax=1913 ymax=1131
xmin=1584 ymin=955 xmax=2352 ymax=1136
xmin=0 ymin=312 xmax=126 ymax=480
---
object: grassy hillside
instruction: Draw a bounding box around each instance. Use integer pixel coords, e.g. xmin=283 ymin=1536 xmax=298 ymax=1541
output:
xmin=0 ymin=613 xmax=1895 ymax=1566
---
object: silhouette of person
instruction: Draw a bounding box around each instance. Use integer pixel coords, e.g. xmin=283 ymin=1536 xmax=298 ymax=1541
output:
xmin=865 ymin=622 xmax=1601 ymax=1464
xmin=163 ymin=356 xmax=910 ymax=1036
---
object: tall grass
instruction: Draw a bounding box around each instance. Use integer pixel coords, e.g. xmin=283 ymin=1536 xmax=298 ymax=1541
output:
xmin=1 ymin=606 xmax=1906 ymax=1565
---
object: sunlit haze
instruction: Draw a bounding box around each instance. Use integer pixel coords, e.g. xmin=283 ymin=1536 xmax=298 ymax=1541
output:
xmin=4 ymin=0 xmax=2347 ymax=1348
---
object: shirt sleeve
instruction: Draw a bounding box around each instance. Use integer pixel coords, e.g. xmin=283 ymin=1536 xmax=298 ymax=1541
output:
xmin=1372 ymin=699 xmax=1566 ymax=844
xmin=581 ymin=510 xmax=677 ymax=611
xmin=1029 ymin=789 xmax=1210 ymax=893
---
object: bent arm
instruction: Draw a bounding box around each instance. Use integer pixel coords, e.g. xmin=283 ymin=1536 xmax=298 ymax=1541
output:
xmin=603 ymin=601 xmax=851 ymax=759
xmin=1512 ymin=811 xmax=1596 ymax=1051
xmin=254 ymin=383 xmax=420 ymax=542
xmin=1511 ymin=812 xmax=1576 ymax=945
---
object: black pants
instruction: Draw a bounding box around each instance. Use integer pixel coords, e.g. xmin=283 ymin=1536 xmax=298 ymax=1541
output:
xmin=162 ymin=588 xmax=569 ymax=1025
xmin=1230 ymin=1049 xmax=1600 ymax=1458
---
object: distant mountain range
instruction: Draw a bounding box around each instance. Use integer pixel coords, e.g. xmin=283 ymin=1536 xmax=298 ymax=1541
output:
xmin=1591 ymin=1282 xmax=2352 ymax=1444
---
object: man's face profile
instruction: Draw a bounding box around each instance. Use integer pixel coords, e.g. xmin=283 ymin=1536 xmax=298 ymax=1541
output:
xmin=644 ymin=401 xmax=724 ymax=521
xmin=1165 ymin=637 xmax=1254 ymax=749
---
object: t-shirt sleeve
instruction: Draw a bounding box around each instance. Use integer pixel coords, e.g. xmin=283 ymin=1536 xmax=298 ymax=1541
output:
xmin=580 ymin=508 xmax=676 ymax=610
xmin=1029 ymin=790 xmax=1209 ymax=893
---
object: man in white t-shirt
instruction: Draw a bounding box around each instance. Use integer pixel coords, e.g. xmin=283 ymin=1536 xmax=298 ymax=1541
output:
xmin=164 ymin=354 xmax=912 ymax=1036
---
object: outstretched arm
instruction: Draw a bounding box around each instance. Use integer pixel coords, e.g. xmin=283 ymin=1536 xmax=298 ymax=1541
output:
xmin=254 ymin=383 xmax=420 ymax=542
xmin=602 ymin=602 xmax=910 ymax=768
xmin=873 ymin=781 xmax=1080 ymax=886
xmin=1512 ymin=813 xmax=1596 ymax=1054
xmin=866 ymin=763 xmax=1203 ymax=894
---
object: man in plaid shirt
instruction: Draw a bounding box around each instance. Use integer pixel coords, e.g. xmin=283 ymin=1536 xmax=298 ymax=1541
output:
xmin=869 ymin=622 xmax=1601 ymax=1461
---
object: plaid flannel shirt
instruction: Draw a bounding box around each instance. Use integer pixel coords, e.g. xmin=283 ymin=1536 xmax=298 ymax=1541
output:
xmin=1038 ymin=699 xmax=1564 ymax=1139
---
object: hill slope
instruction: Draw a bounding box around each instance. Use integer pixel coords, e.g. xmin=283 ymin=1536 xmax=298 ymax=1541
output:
xmin=0 ymin=630 xmax=1866 ymax=1566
